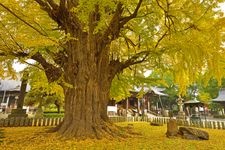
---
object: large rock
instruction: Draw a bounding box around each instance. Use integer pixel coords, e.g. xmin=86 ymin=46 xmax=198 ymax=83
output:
xmin=179 ymin=127 xmax=209 ymax=140
xmin=166 ymin=119 xmax=178 ymax=137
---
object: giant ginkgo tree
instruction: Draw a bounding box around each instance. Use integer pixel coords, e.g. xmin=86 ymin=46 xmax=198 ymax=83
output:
xmin=0 ymin=0 xmax=225 ymax=139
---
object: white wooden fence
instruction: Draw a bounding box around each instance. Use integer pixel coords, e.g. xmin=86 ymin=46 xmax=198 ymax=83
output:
xmin=109 ymin=116 xmax=225 ymax=130
xmin=0 ymin=117 xmax=63 ymax=127
xmin=0 ymin=116 xmax=225 ymax=130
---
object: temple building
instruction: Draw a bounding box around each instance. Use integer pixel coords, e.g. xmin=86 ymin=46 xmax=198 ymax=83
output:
xmin=0 ymin=78 xmax=30 ymax=112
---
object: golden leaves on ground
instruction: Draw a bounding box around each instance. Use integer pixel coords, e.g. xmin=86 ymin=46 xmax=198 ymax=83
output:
xmin=0 ymin=123 xmax=225 ymax=150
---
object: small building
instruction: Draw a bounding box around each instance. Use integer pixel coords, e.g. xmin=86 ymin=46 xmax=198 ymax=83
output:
xmin=212 ymin=88 xmax=225 ymax=104
xmin=116 ymin=86 xmax=168 ymax=116
xmin=212 ymin=88 xmax=225 ymax=115
xmin=184 ymin=99 xmax=204 ymax=116
xmin=0 ymin=79 xmax=30 ymax=112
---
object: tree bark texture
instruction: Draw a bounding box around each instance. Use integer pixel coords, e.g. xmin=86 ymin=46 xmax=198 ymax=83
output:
xmin=33 ymin=0 xmax=144 ymax=139
xmin=57 ymin=26 xmax=117 ymax=138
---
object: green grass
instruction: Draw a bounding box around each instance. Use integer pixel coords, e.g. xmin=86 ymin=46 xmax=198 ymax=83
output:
xmin=0 ymin=122 xmax=225 ymax=150
xmin=43 ymin=113 xmax=64 ymax=118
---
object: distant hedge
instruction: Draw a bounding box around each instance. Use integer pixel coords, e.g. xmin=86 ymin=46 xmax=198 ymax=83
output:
xmin=213 ymin=115 xmax=225 ymax=119
xmin=43 ymin=112 xmax=64 ymax=118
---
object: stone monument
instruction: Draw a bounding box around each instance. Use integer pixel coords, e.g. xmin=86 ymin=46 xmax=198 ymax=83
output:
xmin=8 ymin=72 xmax=28 ymax=118
xmin=176 ymin=96 xmax=185 ymax=120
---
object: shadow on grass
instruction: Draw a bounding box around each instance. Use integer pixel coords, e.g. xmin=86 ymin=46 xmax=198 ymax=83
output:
xmin=0 ymin=129 xmax=5 ymax=143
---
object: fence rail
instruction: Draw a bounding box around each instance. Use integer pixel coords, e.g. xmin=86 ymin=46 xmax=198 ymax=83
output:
xmin=0 ymin=116 xmax=225 ymax=130
xmin=0 ymin=117 xmax=64 ymax=127
xmin=109 ymin=116 xmax=225 ymax=130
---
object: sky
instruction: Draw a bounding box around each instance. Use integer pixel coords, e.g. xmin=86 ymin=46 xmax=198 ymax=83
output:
xmin=13 ymin=59 xmax=35 ymax=72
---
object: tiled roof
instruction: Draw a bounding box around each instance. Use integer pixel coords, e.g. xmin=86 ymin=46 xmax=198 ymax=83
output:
xmin=212 ymin=88 xmax=225 ymax=102
xmin=0 ymin=79 xmax=30 ymax=92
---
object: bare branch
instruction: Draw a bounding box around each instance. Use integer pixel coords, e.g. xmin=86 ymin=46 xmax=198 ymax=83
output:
xmin=156 ymin=0 xmax=166 ymax=11
xmin=155 ymin=31 xmax=169 ymax=48
xmin=120 ymin=0 xmax=143 ymax=26
xmin=35 ymin=0 xmax=52 ymax=12
xmin=21 ymin=60 xmax=44 ymax=71
xmin=109 ymin=50 xmax=150 ymax=76
xmin=0 ymin=47 xmax=62 ymax=82
xmin=0 ymin=3 xmax=48 ymax=36
xmin=35 ymin=0 xmax=62 ymax=25
xmin=0 ymin=50 xmax=28 ymax=58
xmin=121 ymin=50 xmax=149 ymax=69
xmin=0 ymin=21 xmax=24 ymax=51
xmin=101 ymin=0 xmax=143 ymax=45
xmin=102 ymin=2 xmax=123 ymax=42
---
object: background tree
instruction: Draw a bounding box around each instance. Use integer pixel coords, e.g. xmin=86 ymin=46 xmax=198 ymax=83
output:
xmin=0 ymin=0 xmax=225 ymax=139
xmin=25 ymin=66 xmax=64 ymax=114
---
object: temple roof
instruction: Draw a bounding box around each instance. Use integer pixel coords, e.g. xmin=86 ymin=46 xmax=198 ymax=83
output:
xmin=184 ymin=98 xmax=202 ymax=104
xmin=212 ymin=88 xmax=225 ymax=102
xmin=150 ymin=86 xmax=168 ymax=96
xmin=0 ymin=79 xmax=30 ymax=92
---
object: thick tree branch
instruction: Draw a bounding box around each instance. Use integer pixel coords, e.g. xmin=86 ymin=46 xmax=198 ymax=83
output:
xmin=102 ymin=3 xmax=123 ymax=42
xmin=121 ymin=51 xmax=149 ymax=70
xmin=120 ymin=0 xmax=143 ymax=26
xmin=0 ymin=50 xmax=29 ymax=61
xmin=45 ymin=48 xmax=67 ymax=67
xmin=46 ymin=0 xmax=58 ymax=10
xmin=101 ymin=0 xmax=143 ymax=46
xmin=31 ymin=52 xmax=62 ymax=82
xmin=35 ymin=0 xmax=53 ymax=12
xmin=35 ymin=0 xmax=62 ymax=25
xmin=109 ymin=50 xmax=150 ymax=77
xmin=0 ymin=49 xmax=62 ymax=82
xmin=35 ymin=0 xmax=82 ymax=32
xmin=65 ymin=0 xmax=79 ymax=9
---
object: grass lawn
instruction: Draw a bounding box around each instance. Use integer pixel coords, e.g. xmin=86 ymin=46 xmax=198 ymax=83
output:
xmin=0 ymin=122 xmax=225 ymax=150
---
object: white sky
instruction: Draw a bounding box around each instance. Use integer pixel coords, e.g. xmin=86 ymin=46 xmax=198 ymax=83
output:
xmin=13 ymin=59 xmax=35 ymax=72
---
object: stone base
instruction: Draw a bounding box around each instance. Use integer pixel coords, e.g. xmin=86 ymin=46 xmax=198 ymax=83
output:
xmin=166 ymin=119 xmax=178 ymax=137
xmin=177 ymin=111 xmax=186 ymax=120
xmin=8 ymin=109 xmax=28 ymax=118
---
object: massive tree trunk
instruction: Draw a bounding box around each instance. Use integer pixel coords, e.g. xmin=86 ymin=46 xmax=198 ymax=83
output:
xmin=56 ymin=28 xmax=117 ymax=138
xmin=33 ymin=0 xmax=144 ymax=139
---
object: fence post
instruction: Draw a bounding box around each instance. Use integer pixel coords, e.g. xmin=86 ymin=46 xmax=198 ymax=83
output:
xmin=29 ymin=118 xmax=33 ymax=126
xmin=217 ymin=121 xmax=221 ymax=129
xmin=4 ymin=118 xmax=9 ymax=127
xmin=14 ymin=117 xmax=21 ymax=127
xmin=42 ymin=118 xmax=46 ymax=126
xmin=0 ymin=119 xmax=4 ymax=127
xmin=56 ymin=118 xmax=60 ymax=125
xmin=32 ymin=118 xmax=36 ymax=126
xmin=213 ymin=121 xmax=216 ymax=129
xmin=48 ymin=118 xmax=52 ymax=126
xmin=60 ymin=117 xmax=64 ymax=124
xmin=9 ymin=118 xmax=15 ymax=127
xmin=24 ymin=118 xmax=29 ymax=126
xmin=221 ymin=122 xmax=225 ymax=129
xmin=209 ymin=121 xmax=212 ymax=129
xmin=19 ymin=118 xmax=25 ymax=126
xmin=197 ymin=121 xmax=201 ymax=128
xmin=201 ymin=121 xmax=205 ymax=128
